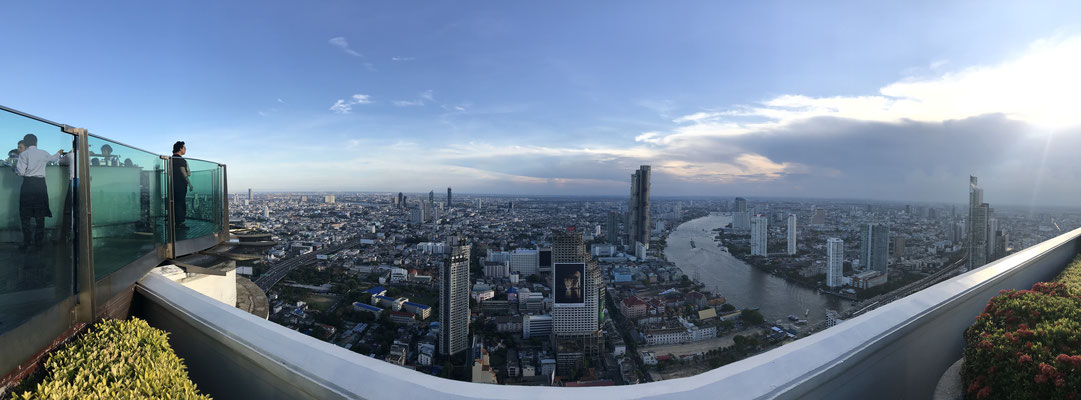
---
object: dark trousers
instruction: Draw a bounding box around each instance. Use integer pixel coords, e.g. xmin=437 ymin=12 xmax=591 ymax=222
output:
xmin=19 ymin=177 xmax=51 ymax=246
xmin=174 ymin=184 xmax=187 ymax=225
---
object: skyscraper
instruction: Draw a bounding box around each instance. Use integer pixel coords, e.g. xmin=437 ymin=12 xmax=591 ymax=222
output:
xmin=628 ymin=165 xmax=651 ymax=258
xmin=968 ymin=176 xmax=989 ymax=270
xmin=860 ymin=224 xmax=890 ymax=276
xmin=733 ymin=197 xmax=750 ymax=229
xmin=751 ymin=214 xmax=768 ymax=256
xmin=827 ymin=238 xmax=844 ymax=288
xmin=429 ymin=190 xmax=434 ymax=205
xmin=447 ymin=187 xmax=452 ymax=208
xmin=248 ymin=188 xmax=253 ymax=201
xmin=787 ymin=214 xmax=797 ymax=255
xmin=397 ymin=192 xmax=404 ymax=209
xmin=551 ymin=229 xmax=605 ymax=372
xmin=440 ymin=243 xmax=471 ymax=356
xmin=606 ymin=211 xmax=620 ymax=245
xmin=986 ymin=217 xmax=999 ymax=263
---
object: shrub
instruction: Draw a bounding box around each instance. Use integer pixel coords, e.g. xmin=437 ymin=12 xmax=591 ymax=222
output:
xmin=11 ymin=318 xmax=210 ymax=400
xmin=962 ymin=282 xmax=1081 ymax=399
xmin=1055 ymin=254 xmax=1081 ymax=296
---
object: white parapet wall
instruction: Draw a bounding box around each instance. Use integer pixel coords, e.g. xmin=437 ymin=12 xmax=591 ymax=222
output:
xmin=152 ymin=265 xmax=237 ymax=308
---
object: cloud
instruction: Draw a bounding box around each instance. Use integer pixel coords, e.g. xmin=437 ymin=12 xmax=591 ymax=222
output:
xmin=391 ymin=56 xmax=415 ymax=62
xmin=329 ymin=93 xmax=372 ymax=114
xmin=328 ymin=37 xmax=363 ymax=57
xmin=392 ymin=90 xmax=435 ymax=107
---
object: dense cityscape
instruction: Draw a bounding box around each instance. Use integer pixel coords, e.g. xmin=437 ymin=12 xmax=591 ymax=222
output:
xmin=230 ymin=170 xmax=1081 ymax=386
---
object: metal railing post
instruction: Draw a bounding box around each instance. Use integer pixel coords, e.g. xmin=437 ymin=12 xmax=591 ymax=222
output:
xmin=64 ymin=125 xmax=95 ymax=323
xmin=163 ymin=156 xmax=176 ymax=259
xmin=221 ymin=164 xmax=229 ymax=239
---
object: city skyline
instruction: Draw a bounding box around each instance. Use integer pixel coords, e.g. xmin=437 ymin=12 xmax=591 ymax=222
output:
xmin=4 ymin=2 xmax=1081 ymax=205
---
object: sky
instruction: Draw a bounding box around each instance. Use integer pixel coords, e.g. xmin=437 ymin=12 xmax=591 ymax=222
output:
xmin=3 ymin=1 xmax=1081 ymax=206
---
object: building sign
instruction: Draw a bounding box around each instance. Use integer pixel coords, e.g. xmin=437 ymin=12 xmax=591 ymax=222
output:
xmin=553 ymin=263 xmax=585 ymax=305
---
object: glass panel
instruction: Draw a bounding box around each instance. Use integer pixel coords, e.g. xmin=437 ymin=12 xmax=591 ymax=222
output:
xmin=88 ymin=137 xmax=166 ymax=279
xmin=174 ymin=158 xmax=222 ymax=241
xmin=0 ymin=109 xmax=75 ymax=334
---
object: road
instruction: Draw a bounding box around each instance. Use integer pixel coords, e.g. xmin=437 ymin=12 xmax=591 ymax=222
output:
xmin=254 ymin=238 xmax=365 ymax=291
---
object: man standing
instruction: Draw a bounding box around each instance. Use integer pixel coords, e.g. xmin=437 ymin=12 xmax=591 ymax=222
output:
xmin=172 ymin=141 xmax=194 ymax=230
xmin=14 ymin=134 xmax=63 ymax=251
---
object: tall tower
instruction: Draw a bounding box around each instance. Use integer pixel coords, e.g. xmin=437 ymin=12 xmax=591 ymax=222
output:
xmin=551 ymin=229 xmax=605 ymax=373
xmin=627 ymin=166 xmax=651 ymax=258
xmin=787 ymin=214 xmax=797 ymax=255
xmin=248 ymin=188 xmax=253 ymax=201
xmin=968 ymin=176 xmax=989 ymax=270
xmin=860 ymin=224 xmax=890 ymax=275
xmin=733 ymin=197 xmax=750 ymax=229
xmin=429 ymin=190 xmax=435 ymax=205
xmin=606 ymin=211 xmax=620 ymax=245
xmin=440 ymin=243 xmax=471 ymax=356
xmin=751 ymin=214 xmax=768 ymax=256
xmin=447 ymin=187 xmax=452 ymax=208
xmin=827 ymin=238 xmax=844 ymax=288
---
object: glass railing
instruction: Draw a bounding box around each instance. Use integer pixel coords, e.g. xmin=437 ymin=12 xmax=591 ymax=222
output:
xmin=0 ymin=108 xmax=75 ymax=336
xmin=0 ymin=104 xmax=228 ymax=377
xmin=88 ymin=136 xmax=167 ymax=279
xmin=174 ymin=158 xmax=223 ymax=242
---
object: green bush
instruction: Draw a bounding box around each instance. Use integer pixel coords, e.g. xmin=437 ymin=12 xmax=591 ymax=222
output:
xmin=1055 ymin=254 xmax=1081 ymax=296
xmin=12 ymin=318 xmax=210 ymax=400
xmin=962 ymin=282 xmax=1081 ymax=399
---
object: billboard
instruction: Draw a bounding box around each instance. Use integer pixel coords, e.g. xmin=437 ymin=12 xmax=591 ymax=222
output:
xmin=539 ymin=249 xmax=552 ymax=268
xmin=553 ymin=263 xmax=585 ymax=305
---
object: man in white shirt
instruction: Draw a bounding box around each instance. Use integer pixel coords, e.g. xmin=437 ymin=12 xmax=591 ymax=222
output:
xmin=14 ymin=134 xmax=64 ymax=251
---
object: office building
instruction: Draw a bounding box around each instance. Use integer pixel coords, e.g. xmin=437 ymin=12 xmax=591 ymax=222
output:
xmin=827 ymin=238 xmax=844 ymax=288
xmin=509 ymin=249 xmax=539 ymax=277
xmin=733 ymin=197 xmax=750 ymax=229
xmin=894 ymin=236 xmax=906 ymax=258
xmin=447 ymin=187 xmax=452 ymax=208
xmin=968 ymin=176 xmax=989 ymax=270
xmin=860 ymin=224 xmax=890 ymax=276
xmin=751 ymin=214 xmax=768 ymax=256
xmin=440 ymin=244 xmax=471 ymax=356
xmin=787 ymin=214 xmax=797 ymax=255
xmin=247 ymin=188 xmax=253 ymax=201
xmin=429 ymin=190 xmax=435 ymax=206
xmin=628 ymin=165 xmax=651 ymax=258
xmin=550 ymin=229 xmax=605 ymax=372
xmin=606 ymin=211 xmax=620 ymax=245
xmin=324 ymin=195 xmax=335 ymax=204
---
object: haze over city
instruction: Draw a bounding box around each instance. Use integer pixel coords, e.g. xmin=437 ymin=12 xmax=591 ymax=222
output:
xmin=3 ymin=1 xmax=1081 ymax=205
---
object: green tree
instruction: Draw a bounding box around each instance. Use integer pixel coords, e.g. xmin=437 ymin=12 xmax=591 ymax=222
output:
xmin=720 ymin=303 xmax=736 ymax=312
xmin=740 ymin=309 xmax=765 ymax=325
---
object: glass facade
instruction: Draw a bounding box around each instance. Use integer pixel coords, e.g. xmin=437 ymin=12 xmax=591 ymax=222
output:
xmin=174 ymin=158 xmax=223 ymax=241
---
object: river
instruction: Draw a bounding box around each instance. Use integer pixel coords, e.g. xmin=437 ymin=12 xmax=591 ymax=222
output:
xmin=665 ymin=213 xmax=853 ymax=324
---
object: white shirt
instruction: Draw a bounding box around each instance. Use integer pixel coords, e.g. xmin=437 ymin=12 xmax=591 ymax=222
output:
xmin=14 ymin=146 xmax=60 ymax=178
xmin=58 ymin=151 xmax=75 ymax=180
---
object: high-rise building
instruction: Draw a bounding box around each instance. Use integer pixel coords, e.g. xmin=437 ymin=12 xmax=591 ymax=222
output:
xmin=827 ymin=238 xmax=844 ymax=288
xmin=733 ymin=197 xmax=750 ymax=229
xmin=551 ymin=229 xmax=605 ymax=372
xmin=787 ymin=214 xmax=797 ymax=255
xmin=811 ymin=209 xmax=826 ymax=226
xmin=628 ymin=166 xmax=651 ymax=258
xmin=860 ymin=224 xmax=890 ymax=275
xmin=429 ymin=190 xmax=435 ymax=205
xmin=247 ymin=188 xmax=253 ymax=201
xmin=397 ymin=192 xmax=404 ymax=209
xmin=606 ymin=211 xmax=620 ymax=245
xmin=968 ymin=176 xmax=989 ymax=270
xmin=751 ymin=214 xmax=768 ymax=256
xmin=447 ymin=187 xmax=452 ymax=208
xmin=324 ymin=195 xmax=335 ymax=204
xmin=440 ymin=244 xmax=471 ymax=356
xmin=894 ymin=236 xmax=906 ymax=258
xmin=986 ymin=218 xmax=999 ymax=263
xmin=263 ymin=204 xmax=270 ymax=219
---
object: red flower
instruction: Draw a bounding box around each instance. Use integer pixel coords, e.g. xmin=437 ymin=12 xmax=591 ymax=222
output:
xmin=1036 ymin=374 xmax=1048 ymax=384
xmin=977 ymin=387 xmax=992 ymax=399
xmin=1026 ymin=342 xmax=1036 ymax=350
xmin=1056 ymin=378 xmax=1066 ymax=387
xmin=1019 ymin=354 xmax=1033 ymax=364
xmin=968 ymin=381 xmax=981 ymax=393
xmin=979 ymin=340 xmax=993 ymax=350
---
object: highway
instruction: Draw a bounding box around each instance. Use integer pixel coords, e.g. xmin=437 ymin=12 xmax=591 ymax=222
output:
xmin=254 ymin=238 xmax=365 ymax=291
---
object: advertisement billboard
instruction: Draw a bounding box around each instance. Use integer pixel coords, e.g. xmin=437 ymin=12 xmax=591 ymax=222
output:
xmin=553 ymin=262 xmax=585 ymax=305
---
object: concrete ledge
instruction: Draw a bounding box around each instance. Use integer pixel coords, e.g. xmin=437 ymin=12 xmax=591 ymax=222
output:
xmin=133 ymin=227 xmax=1081 ymax=400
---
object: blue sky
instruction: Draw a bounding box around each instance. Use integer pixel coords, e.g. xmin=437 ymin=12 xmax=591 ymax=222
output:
xmin=3 ymin=1 xmax=1081 ymax=205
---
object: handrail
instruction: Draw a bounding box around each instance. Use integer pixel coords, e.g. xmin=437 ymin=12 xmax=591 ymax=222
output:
xmin=0 ymin=104 xmax=67 ymax=129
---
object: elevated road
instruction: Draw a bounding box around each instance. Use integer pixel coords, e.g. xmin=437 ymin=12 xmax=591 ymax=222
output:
xmin=254 ymin=238 xmax=364 ymax=291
